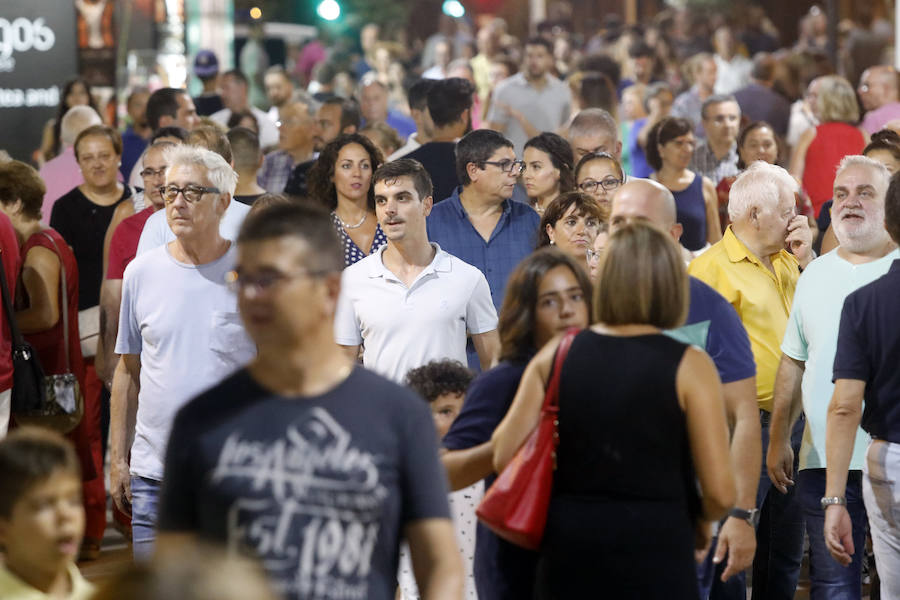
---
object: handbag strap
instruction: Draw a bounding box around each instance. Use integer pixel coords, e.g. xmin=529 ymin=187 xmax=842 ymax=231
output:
xmin=0 ymin=249 xmax=26 ymax=347
xmin=542 ymin=327 xmax=579 ymax=412
xmin=39 ymin=231 xmax=72 ymax=373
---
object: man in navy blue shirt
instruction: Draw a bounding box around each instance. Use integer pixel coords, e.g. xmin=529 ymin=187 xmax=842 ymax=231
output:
xmin=427 ymin=129 xmax=540 ymax=312
xmin=610 ymin=179 xmax=760 ymax=599
xmin=825 ymin=173 xmax=900 ymax=597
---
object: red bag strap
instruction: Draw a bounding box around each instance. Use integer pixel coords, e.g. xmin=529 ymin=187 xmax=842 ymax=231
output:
xmin=542 ymin=327 xmax=579 ymax=411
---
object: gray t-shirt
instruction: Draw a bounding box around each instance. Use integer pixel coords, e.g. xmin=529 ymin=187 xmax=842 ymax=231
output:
xmin=485 ymin=73 xmax=572 ymax=154
xmin=136 ymin=200 xmax=251 ymax=257
xmin=116 ymin=243 xmax=256 ymax=480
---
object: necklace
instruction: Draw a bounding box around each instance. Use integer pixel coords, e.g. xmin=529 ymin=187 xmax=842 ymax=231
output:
xmin=334 ymin=210 xmax=367 ymax=229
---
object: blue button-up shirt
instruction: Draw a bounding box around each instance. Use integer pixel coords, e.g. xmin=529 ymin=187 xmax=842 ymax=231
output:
xmin=427 ymin=186 xmax=540 ymax=310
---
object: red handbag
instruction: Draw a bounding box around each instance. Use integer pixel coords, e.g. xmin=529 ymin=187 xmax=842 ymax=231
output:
xmin=475 ymin=328 xmax=578 ymax=550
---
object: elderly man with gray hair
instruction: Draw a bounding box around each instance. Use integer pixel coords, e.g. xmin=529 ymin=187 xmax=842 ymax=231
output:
xmin=109 ymin=145 xmax=256 ymax=562
xmin=39 ymin=105 xmax=104 ymax=222
xmin=768 ymin=155 xmax=897 ymax=599
xmin=689 ymin=161 xmax=814 ymax=599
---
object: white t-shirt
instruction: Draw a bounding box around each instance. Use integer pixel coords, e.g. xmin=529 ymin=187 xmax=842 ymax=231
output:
xmin=210 ymin=106 xmax=280 ymax=149
xmin=135 ymin=200 xmax=250 ymax=256
xmin=334 ymin=244 xmax=498 ymax=383
xmin=116 ymin=244 xmax=256 ymax=480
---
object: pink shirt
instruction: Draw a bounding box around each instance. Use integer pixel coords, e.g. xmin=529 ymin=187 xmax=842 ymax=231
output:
xmin=861 ymin=101 xmax=900 ymax=135
xmin=39 ymin=147 xmax=83 ymax=225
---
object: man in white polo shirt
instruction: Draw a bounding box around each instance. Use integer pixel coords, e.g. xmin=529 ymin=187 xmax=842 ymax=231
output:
xmin=335 ymin=158 xmax=500 ymax=383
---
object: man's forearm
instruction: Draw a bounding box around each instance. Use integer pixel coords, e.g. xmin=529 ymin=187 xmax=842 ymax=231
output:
xmin=825 ymin=381 xmax=864 ymax=498
xmin=730 ymin=411 xmax=762 ymax=508
xmin=770 ymin=355 xmax=805 ymax=447
xmin=96 ymin=282 xmax=121 ymax=384
xmin=109 ymin=356 xmax=137 ymax=463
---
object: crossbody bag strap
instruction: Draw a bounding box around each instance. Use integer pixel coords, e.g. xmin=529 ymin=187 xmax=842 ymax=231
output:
xmin=542 ymin=327 xmax=579 ymax=412
xmin=40 ymin=232 xmax=72 ymax=373
xmin=0 ymin=249 xmax=26 ymax=347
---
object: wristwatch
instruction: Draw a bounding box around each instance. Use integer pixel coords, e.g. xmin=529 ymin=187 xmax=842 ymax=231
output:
xmin=820 ymin=496 xmax=847 ymax=510
xmin=728 ymin=507 xmax=760 ymax=528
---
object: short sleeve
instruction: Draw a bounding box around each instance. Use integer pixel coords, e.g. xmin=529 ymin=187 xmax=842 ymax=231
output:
xmin=106 ymin=224 xmax=131 ymax=280
xmin=705 ymin=297 xmax=756 ymax=383
xmin=465 ymin=271 xmax=498 ymax=335
xmin=135 ymin=211 xmax=166 ymax=257
xmin=400 ymin=400 xmax=451 ymax=523
xmin=484 ymin=83 xmax=511 ymax=126
xmin=333 ymin=270 xmax=363 ymax=346
xmin=157 ymin=409 xmax=199 ymax=531
xmin=443 ymin=366 xmax=520 ymax=450
xmin=781 ymin=297 xmax=809 ymax=362
xmin=833 ymin=293 xmax=870 ymax=382
xmin=115 ymin=266 xmax=143 ymax=355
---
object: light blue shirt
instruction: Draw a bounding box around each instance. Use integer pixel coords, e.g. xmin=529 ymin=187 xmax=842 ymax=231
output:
xmin=781 ymin=247 xmax=900 ymax=470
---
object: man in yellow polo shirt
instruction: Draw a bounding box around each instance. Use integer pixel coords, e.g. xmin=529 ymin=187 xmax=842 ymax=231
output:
xmin=689 ymin=161 xmax=813 ymax=600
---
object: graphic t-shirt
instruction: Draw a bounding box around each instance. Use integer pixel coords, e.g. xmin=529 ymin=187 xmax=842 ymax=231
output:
xmin=158 ymin=367 xmax=451 ymax=600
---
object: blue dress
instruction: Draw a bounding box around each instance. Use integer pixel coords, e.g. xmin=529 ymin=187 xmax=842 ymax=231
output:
xmin=331 ymin=213 xmax=387 ymax=267
xmin=671 ymin=173 xmax=707 ymax=251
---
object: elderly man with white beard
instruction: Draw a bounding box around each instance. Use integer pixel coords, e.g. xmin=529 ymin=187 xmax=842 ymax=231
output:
xmin=767 ymin=155 xmax=898 ymax=599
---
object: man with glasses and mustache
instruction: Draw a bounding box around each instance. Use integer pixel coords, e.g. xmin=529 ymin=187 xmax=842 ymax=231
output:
xmin=768 ymin=156 xmax=898 ymax=599
xmin=109 ymin=145 xmax=256 ymax=561
xmin=427 ymin=130 xmax=538 ymax=370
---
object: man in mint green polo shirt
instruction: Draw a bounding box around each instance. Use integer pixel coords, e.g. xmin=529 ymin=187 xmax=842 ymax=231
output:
xmin=767 ymin=154 xmax=899 ymax=599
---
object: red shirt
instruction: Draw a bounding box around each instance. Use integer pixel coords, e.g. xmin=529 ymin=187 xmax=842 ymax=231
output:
xmin=107 ymin=206 xmax=155 ymax=280
xmin=0 ymin=213 xmax=21 ymax=392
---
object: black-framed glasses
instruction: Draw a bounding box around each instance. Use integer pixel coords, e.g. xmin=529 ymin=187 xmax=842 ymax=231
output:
xmin=159 ymin=184 xmax=221 ymax=204
xmin=578 ymin=177 xmax=622 ymax=193
xmin=482 ymin=159 xmax=526 ymax=175
xmin=226 ymin=269 xmax=330 ymax=295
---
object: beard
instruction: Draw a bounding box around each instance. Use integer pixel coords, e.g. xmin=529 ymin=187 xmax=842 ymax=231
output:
xmin=833 ymin=210 xmax=890 ymax=252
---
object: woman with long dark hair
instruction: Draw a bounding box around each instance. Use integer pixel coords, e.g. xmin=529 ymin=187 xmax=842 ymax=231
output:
xmin=523 ymin=133 xmax=575 ymax=215
xmin=307 ymin=133 xmax=385 ymax=267
xmin=38 ymin=77 xmax=99 ymax=164
xmin=441 ymin=248 xmax=592 ymax=600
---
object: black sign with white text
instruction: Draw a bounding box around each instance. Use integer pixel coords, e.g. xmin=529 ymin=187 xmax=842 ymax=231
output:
xmin=0 ymin=1 xmax=78 ymax=163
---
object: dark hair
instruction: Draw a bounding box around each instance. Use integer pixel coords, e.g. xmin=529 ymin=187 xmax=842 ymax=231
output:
xmin=187 ymin=126 xmax=233 ymax=164
xmin=524 ymin=132 xmax=575 ymax=194
xmin=455 ymin=129 xmax=514 ymax=186
xmin=246 ymin=193 xmax=293 ymax=217
xmin=237 ymin=202 xmax=344 ymax=274
xmin=645 ymin=117 xmax=693 ymax=171
xmin=373 ymin=158 xmax=434 ymax=200
xmin=50 ymin=78 xmax=98 ymax=158
xmin=407 ymin=79 xmax=437 ymax=112
xmin=404 ymin=360 xmax=474 ymax=403
xmin=498 ymin=247 xmax=593 ymax=362
xmin=307 ymin=133 xmax=383 ymax=211
xmin=578 ymin=71 xmax=617 ymax=115
xmin=594 ymin=222 xmax=687 ymax=328
xmin=700 ymin=93 xmax=739 ymax=120
xmin=578 ymin=53 xmax=621 ymax=87
xmin=864 ymin=129 xmax=900 ymax=161
xmin=428 ymin=78 xmax=475 ymax=129
xmin=222 ymin=69 xmax=250 ymax=87
xmin=147 ymin=88 xmax=189 ymax=131
xmin=750 ymin=52 xmax=776 ymax=82
xmin=524 ymin=36 xmax=553 ymax=54
xmin=226 ymin=127 xmax=261 ymax=171
xmin=642 ymin=81 xmax=674 ymax=113
xmin=264 ymin=64 xmax=291 ymax=81
xmin=538 ymin=191 xmax=607 ymax=246
xmin=736 ymin=121 xmax=779 ymax=169
xmin=0 ymin=427 xmax=81 ymax=518
xmin=887 ymin=171 xmax=900 ymax=244
xmin=574 ymin=151 xmax=624 ymax=182
xmin=151 ymin=126 xmax=189 ymax=143
xmin=628 ymin=40 xmax=655 ymax=59
xmin=0 ymin=160 xmax=46 ymax=221
xmin=227 ymin=110 xmax=259 ymax=133
xmin=74 ymin=125 xmax=123 ymax=160
xmin=322 ymin=97 xmax=362 ymax=132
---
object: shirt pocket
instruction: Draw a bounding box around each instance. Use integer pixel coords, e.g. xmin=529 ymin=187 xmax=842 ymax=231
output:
xmin=209 ymin=311 xmax=256 ymax=370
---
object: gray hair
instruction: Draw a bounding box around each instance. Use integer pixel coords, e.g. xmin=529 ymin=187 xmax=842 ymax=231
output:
xmin=289 ymin=89 xmax=320 ymax=116
xmin=60 ymin=106 xmax=102 ymax=147
xmin=163 ymin=144 xmax=238 ymax=197
xmin=569 ymin=108 xmax=618 ymax=142
xmin=701 ymin=93 xmax=739 ymax=120
xmin=835 ymin=155 xmax=890 ymax=193
xmin=728 ymin=161 xmax=798 ymax=222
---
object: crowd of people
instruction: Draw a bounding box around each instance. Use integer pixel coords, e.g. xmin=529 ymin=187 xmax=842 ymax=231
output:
xmin=2 ymin=3 xmax=900 ymax=600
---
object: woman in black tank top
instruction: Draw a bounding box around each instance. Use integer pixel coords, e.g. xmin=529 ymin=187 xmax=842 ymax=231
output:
xmin=492 ymin=223 xmax=735 ymax=598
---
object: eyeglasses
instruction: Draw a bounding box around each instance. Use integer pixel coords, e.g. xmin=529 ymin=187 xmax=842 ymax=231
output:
xmin=140 ymin=167 xmax=167 ymax=179
xmin=578 ymin=178 xmax=622 ymax=193
xmin=226 ymin=268 xmax=329 ymax=295
xmin=159 ymin=184 xmax=221 ymax=204
xmin=482 ymin=160 xmax=526 ymax=175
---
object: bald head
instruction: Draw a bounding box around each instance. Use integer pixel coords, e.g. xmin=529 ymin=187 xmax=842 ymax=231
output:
xmin=610 ymin=178 xmax=683 ymax=242
xmin=60 ymin=105 xmax=102 ymax=147
xmin=859 ymin=66 xmax=900 ymax=111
